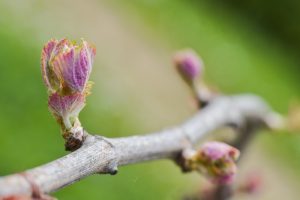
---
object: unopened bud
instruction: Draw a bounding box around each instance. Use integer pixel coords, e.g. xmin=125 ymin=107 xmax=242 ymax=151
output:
xmin=173 ymin=49 xmax=203 ymax=84
xmin=188 ymin=142 xmax=240 ymax=185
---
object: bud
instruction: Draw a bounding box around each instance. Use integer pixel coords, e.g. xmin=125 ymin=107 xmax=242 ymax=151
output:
xmin=41 ymin=38 xmax=96 ymax=94
xmin=239 ymin=172 xmax=262 ymax=195
xmin=41 ymin=38 xmax=96 ymax=150
xmin=173 ymin=49 xmax=203 ymax=84
xmin=189 ymin=142 xmax=240 ymax=185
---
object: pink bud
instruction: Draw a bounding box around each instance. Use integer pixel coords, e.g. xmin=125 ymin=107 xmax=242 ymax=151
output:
xmin=173 ymin=49 xmax=203 ymax=82
xmin=200 ymin=142 xmax=240 ymax=161
xmin=197 ymin=142 xmax=240 ymax=185
xmin=41 ymin=38 xmax=96 ymax=94
xmin=41 ymin=38 xmax=96 ymax=149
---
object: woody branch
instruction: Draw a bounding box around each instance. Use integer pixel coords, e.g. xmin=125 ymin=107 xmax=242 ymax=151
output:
xmin=0 ymin=94 xmax=280 ymax=197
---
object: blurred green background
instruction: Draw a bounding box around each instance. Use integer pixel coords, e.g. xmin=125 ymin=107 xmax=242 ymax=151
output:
xmin=0 ymin=0 xmax=299 ymax=199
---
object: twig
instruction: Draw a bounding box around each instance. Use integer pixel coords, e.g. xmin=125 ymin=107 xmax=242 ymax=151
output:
xmin=0 ymin=94 xmax=279 ymax=197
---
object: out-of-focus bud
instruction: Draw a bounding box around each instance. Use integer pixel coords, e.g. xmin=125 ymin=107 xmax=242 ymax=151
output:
xmin=173 ymin=49 xmax=203 ymax=85
xmin=238 ymin=172 xmax=262 ymax=195
xmin=188 ymin=142 xmax=240 ymax=185
xmin=41 ymin=38 xmax=96 ymax=150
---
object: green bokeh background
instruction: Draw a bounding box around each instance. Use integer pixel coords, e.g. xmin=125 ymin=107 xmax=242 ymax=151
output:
xmin=0 ymin=0 xmax=299 ymax=199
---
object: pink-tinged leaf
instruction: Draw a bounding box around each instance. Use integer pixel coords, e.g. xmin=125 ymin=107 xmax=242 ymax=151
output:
xmin=51 ymin=38 xmax=70 ymax=58
xmin=48 ymin=92 xmax=85 ymax=119
xmin=41 ymin=38 xmax=73 ymax=92
xmin=51 ymin=39 xmax=95 ymax=93
xmin=65 ymin=40 xmax=95 ymax=92
xmin=51 ymin=47 xmax=75 ymax=89
xmin=41 ymin=39 xmax=58 ymax=90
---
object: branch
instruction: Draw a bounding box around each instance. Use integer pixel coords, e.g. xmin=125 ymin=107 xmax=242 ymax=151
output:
xmin=0 ymin=94 xmax=279 ymax=197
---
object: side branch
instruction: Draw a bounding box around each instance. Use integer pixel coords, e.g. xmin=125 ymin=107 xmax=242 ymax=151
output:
xmin=0 ymin=94 xmax=278 ymax=196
